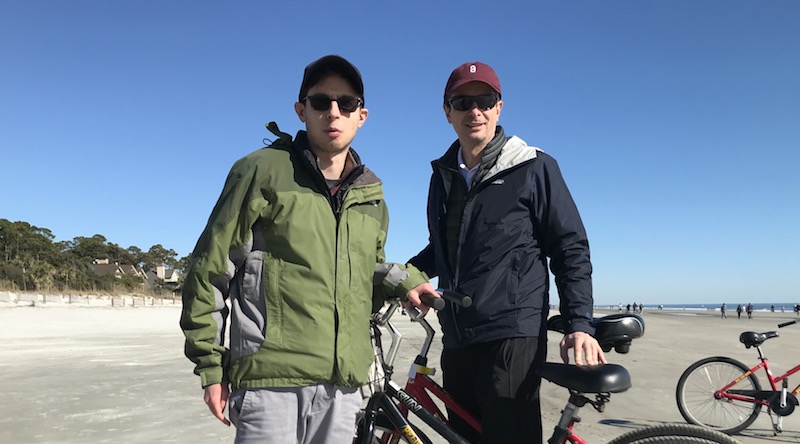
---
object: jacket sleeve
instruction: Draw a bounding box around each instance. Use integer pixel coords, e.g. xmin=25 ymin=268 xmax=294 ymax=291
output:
xmin=408 ymin=242 xmax=437 ymax=279
xmin=532 ymin=154 xmax=594 ymax=335
xmin=179 ymin=154 xmax=269 ymax=387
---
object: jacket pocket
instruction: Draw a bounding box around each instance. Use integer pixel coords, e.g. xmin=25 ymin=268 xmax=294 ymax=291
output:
xmin=345 ymin=200 xmax=383 ymax=290
xmin=230 ymin=250 xmax=269 ymax=361
xmin=262 ymin=252 xmax=284 ymax=347
xmin=506 ymin=250 xmax=522 ymax=306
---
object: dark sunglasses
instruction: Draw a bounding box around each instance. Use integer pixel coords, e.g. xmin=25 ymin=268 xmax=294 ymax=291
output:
xmin=447 ymin=94 xmax=500 ymax=112
xmin=301 ymin=94 xmax=363 ymax=113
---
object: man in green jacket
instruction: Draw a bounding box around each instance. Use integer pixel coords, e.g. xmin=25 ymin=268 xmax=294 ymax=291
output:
xmin=180 ymin=55 xmax=436 ymax=444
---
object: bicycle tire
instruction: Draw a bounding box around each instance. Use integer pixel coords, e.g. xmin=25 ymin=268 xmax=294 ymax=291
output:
xmin=675 ymin=356 xmax=761 ymax=434
xmin=355 ymin=411 xmax=434 ymax=444
xmin=607 ymin=424 xmax=741 ymax=444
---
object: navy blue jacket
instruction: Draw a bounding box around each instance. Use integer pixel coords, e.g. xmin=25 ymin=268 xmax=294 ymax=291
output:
xmin=410 ymin=134 xmax=595 ymax=348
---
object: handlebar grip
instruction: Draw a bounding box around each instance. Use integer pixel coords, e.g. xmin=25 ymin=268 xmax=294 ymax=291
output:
xmin=778 ymin=320 xmax=797 ymax=328
xmin=438 ymin=289 xmax=473 ymax=308
xmin=420 ymin=293 xmax=446 ymax=310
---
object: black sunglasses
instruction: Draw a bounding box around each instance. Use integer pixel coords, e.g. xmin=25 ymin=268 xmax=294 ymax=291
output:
xmin=301 ymin=94 xmax=363 ymax=113
xmin=447 ymin=94 xmax=500 ymax=112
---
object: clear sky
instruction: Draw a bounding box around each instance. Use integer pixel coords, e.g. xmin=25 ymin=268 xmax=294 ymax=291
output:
xmin=2 ymin=1 xmax=798 ymax=305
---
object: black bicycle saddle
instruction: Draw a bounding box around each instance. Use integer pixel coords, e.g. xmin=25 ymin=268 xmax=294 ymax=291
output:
xmin=539 ymin=362 xmax=631 ymax=394
xmin=547 ymin=313 xmax=645 ymax=354
xmin=739 ymin=331 xmax=778 ymax=348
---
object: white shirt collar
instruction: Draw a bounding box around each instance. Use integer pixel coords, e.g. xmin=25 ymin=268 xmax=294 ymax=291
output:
xmin=457 ymin=146 xmax=479 ymax=188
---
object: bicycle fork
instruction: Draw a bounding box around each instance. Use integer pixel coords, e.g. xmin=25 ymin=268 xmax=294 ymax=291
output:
xmin=357 ymin=392 xmax=427 ymax=444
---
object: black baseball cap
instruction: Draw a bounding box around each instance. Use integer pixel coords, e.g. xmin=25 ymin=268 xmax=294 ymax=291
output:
xmin=298 ymin=55 xmax=364 ymax=105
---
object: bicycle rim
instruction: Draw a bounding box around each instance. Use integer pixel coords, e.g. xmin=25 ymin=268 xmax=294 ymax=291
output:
xmin=676 ymin=357 xmax=761 ymax=434
xmin=607 ymin=424 xmax=741 ymax=444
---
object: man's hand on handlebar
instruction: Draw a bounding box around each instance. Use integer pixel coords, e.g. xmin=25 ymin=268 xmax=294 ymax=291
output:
xmin=559 ymin=331 xmax=607 ymax=366
xmin=405 ymin=282 xmax=440 ymax=313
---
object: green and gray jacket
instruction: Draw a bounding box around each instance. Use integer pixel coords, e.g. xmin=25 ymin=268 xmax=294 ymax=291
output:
xmin=180 ymin=122 xmax=427 ymax=390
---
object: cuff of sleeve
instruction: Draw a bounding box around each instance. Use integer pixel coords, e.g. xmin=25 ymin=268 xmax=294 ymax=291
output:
xmin=394 ymin=266 xmax=429 ymax=298
xmin=568 ymin=320 xmax=595 ymax=336
xmin=200 ymin=368 xmax=224 ymax=388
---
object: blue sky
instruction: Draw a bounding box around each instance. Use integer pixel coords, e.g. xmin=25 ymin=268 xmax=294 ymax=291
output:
xmin=2 ymin=1 xmax=798 ymax=305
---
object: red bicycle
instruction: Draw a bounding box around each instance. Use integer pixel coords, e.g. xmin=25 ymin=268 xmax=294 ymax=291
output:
xmin=355 ymin=294 xmax=739 ymax=444
xmin=676 ymin=319 xmax=800 ymax=435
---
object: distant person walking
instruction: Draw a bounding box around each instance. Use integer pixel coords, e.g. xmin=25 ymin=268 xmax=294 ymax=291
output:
xmin=632 ymin=302 xmax=638 ymax=313
xmin=746 ymin=303 xmax=753 ymax=319
xmin=720 ymin=303 xmax=727 ymax=319
xmin=736 ymin=304 xmax=743 ymax=319
xmin=794 ymin=304 xmax=800 ymax=316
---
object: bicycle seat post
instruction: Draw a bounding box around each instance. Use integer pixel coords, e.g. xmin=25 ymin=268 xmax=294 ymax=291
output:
xmin=756 ymin=345 xmax=767 ymax=362
xmin=548 ymin=392 xmax=590 ymax=444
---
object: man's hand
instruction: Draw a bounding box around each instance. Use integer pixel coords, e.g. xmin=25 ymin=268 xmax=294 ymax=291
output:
xmin=559 ymin=331 xmax=607 ymax=366
xmin=405 ymin=282 xmax=439 ymax=313
xmin=203 ymin=383 xmax=231 ymax=426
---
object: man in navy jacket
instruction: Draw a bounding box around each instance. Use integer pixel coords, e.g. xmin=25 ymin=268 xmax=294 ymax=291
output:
xmin=408 ymin=61 xmax=606 ymax=444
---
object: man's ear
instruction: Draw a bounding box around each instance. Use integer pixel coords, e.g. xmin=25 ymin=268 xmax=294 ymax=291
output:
xmin=294 ymin=102 xmax=305 ymax=122
xmin=443 ymin=104 xmax=452 ymax=123
xmin=357 ymin=108 xmax=368 ymax=128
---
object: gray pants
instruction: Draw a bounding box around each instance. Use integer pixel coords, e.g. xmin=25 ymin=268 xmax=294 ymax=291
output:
xmin=229 ymin=384 xmax=361 ymax=444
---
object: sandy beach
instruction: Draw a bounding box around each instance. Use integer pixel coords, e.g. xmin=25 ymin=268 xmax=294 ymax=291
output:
xmin=2 ymin=302 xmax=799 ymax=444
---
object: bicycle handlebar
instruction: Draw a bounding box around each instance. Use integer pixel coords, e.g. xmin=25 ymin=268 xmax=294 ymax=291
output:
xmin=437 ymin=289 xmax=472 ymax=308
xmin=420 ymin=293 xmax=446 ymax=310
xmin=402 ymin=289 xmax=473 ymax=324
xmin=778 ymin=320 xmax=797 ymax=328
xmin=415 ymin=289 xmax=473 ymax=311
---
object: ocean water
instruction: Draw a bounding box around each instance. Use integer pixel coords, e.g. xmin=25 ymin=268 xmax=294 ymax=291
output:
xmin=599 ymin=302 xmax=799 ymax=312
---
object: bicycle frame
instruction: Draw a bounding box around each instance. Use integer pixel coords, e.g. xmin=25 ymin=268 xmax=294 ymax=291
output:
xmin=403 ymin=367 xmax=480 ymax=429
xmin=677 ymin=320 xmax=800 ymax=436
xmin=354 ymin=300 xmax=471 ymax=444
xmin=364 ymin=301 xmax=743 ymax=444
xmin=400 ymin=364 xmax=605 ymax=444
xmin=357 ymin=299 xmax=613 ymax=444
xmin=718 ymin=348 xmax=800 ymax=404
xmin=397 ymin=310 xmax=481 ymax=435
xmin=403 ymin=366 xmax=598 ymax=444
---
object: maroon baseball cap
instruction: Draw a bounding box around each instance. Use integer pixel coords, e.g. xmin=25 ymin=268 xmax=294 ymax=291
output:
xmin=444 ymin=62 xmax=501 ymax=97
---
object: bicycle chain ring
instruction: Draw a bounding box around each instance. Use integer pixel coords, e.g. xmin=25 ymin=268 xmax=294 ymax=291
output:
xmin=770 ymin=392 xmax=798 ymax=416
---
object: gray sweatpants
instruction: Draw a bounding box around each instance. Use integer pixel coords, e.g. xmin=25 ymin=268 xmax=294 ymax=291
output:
xmin=228 ymin=384 xmax=361 ymax=444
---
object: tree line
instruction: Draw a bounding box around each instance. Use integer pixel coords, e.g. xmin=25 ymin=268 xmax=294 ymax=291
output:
xmin=0 ymin=218 xmax=189 ymax=294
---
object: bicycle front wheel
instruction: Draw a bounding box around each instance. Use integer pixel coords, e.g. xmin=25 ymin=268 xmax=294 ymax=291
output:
xmin=607 ymin=424 xmax=741 ymax=444
xmin=675 ymin=356 xmax=761 ymax=434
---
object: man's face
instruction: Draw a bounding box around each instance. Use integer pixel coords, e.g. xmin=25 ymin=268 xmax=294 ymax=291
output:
xmin=444 ymin=81 xmax=503 ymax=150
xmin=294 ymin=74 xmax=367 ymax=155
